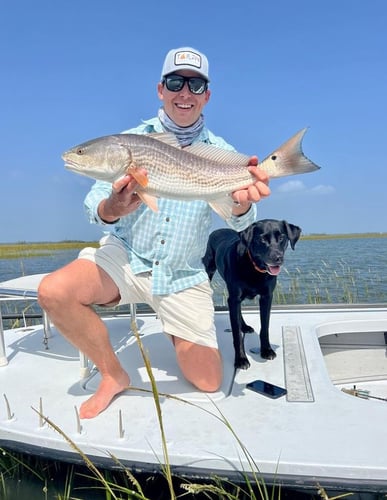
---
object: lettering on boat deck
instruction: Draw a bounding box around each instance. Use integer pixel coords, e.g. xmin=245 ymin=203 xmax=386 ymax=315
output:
xmin=282 ymin=325 xmax=315 ymax=402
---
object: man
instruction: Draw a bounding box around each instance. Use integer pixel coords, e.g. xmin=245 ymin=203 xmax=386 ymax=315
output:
xmin=38 ymin=47 xmax=270 ymax=419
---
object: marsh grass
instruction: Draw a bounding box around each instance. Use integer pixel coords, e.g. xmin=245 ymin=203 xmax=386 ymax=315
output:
xmin=4 ymin=256 xmax=384 ymax=331
xmin=273 ymin=257 xmax=385 ymax=304
xmin=0 ymin=242 xmax=98 ymax=259
xmin=211 ymin=256 xmax=386 ymax=307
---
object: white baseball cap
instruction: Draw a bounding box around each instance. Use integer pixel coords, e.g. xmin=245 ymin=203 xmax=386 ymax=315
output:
xmin=161 ymin=47 xmax=209 ymax=81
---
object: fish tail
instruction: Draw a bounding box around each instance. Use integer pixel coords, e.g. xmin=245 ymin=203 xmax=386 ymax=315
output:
xmin=262 ymin=128 xmax=321 ymax=178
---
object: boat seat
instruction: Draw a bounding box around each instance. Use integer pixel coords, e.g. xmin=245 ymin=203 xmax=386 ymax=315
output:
xmin=0 ymin=273 xmax=136 ymax=378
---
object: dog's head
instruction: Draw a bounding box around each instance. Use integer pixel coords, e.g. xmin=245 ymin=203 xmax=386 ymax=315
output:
xmin=237 ymin=219 xmax=301 ymax=276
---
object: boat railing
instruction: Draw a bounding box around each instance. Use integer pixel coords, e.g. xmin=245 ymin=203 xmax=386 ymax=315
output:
xmin=0 ymin=274 xmax=137 ymax=377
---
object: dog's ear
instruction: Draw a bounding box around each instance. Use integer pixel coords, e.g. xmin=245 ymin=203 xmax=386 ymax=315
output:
xmin=283 ymin=221 xmax=302 ymax=250
xmin=237 ymin=223 xmax=256 ymax=256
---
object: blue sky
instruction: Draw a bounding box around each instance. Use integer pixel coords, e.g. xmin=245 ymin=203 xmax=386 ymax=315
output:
xmin=1 ymin=1 xmax=386 ymax=243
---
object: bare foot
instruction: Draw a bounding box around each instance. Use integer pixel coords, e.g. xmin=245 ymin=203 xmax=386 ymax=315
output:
xmin=79 ymin=371 xmax=131 ymax=419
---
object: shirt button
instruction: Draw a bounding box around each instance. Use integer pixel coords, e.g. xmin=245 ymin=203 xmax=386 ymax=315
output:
xmin=155 ymin=261 xmax=160 ymax=265
xmin=165 ymin=217 xmax=170 ymax=222
xmin=160 ymin=239 xmax=165 ymax=244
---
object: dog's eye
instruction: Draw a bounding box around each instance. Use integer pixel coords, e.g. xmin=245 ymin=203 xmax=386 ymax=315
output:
xmin=260 ymin=235 xmax=270 ymax=245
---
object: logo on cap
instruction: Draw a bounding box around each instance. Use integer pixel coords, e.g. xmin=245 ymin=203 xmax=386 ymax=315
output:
xmin=174 ymin=51 xmax=202 ymax=69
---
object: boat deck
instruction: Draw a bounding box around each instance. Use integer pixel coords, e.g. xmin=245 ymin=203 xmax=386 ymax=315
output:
xmin=1 ymin=275 xmax=387 ymax=494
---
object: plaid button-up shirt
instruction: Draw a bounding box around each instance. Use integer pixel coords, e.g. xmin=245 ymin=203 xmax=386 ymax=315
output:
xmin=84 ymin=117 xmax=257 ymax=295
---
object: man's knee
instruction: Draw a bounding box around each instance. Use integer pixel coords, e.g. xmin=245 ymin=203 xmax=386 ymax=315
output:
xmin=193 ymin=375 xmax=222 ymax=393
xmin=37 ymin=273 xmax=63 ymax=311
xmin=174 ymin=339 xmax=222 ymax=392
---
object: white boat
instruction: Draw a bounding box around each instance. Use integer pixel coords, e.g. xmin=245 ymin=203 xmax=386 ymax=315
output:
xmin=1 ymin=273 xmax=387 ymax=497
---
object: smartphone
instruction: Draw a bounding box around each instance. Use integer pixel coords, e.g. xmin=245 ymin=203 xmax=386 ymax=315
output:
xmin=246 ymin=380 xmax=287 ymax=399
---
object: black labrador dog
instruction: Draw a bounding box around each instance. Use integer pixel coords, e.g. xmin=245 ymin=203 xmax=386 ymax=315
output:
xmin=203 ymin=219 xmax=301 ymax=369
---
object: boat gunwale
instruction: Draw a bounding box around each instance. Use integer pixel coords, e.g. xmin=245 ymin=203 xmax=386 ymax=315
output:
xmin=1 ymin=438 xmax=387 ymax=495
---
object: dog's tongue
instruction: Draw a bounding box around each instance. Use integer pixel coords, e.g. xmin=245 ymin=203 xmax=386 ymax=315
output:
xmin=268 ymin=265 xmax=281 ymax=276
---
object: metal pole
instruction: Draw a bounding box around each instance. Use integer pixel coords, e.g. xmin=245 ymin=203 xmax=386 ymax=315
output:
xmin=79 ymin=351 xmax=91 ymax=379
xmin=0 ymin=307 xmax=8 ymax=366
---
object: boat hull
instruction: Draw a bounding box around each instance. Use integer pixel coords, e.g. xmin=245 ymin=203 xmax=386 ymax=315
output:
xmin=1 ymin=283 xmax=387 ymax=495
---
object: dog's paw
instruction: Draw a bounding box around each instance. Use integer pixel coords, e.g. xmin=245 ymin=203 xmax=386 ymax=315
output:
xmin=241 ymin=324 xmax=254 ymax=334
xmin=260 ymin=347 xmax=277 ymax=360
xmin=235 ymin=357 xmax=251 ymax=370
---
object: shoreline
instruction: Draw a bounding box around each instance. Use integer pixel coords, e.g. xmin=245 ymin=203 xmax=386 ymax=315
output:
xmin=1 ymin=232 xmax=387 ymax=247
xmin=1 ymin=233 xmax=387 ymax=260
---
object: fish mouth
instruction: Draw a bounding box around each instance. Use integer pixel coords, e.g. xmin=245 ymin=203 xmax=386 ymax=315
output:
xmin=63 ymin=160 xmax=88 ymax=175
xmin=62 ymin=157 xmax=79 ymax=170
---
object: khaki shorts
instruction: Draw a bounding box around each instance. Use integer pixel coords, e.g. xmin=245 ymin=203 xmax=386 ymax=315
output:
xmin=78 ymin=235 xmax=217 ymax=348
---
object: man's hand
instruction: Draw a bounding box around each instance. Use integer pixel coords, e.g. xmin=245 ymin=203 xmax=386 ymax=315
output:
xmin=98 ymin=171 xmax=146 ymax=223
xmin=231 ymin=156 xmax=271 ymax=216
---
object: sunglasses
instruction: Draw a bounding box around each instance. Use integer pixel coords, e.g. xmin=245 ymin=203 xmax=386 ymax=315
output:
xmin=163 ymin=74 xmax=208 ymax=95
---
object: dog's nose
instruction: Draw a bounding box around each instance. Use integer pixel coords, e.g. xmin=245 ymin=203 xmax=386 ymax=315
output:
xmin=271 ymin=253 xmax=283 ymax=265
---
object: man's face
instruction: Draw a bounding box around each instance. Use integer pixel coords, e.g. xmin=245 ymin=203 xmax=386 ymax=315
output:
xmin=158 ymin=70 xmax=211 ymax=128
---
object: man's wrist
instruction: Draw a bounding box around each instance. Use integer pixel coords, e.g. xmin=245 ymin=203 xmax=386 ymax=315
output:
xmin=232 ymin=203 xmax=252 ymax=217
xmin=98 ymin=199 xmax=120 ymax=224
xmin=101 ymin=216 xmax=120 ymax=225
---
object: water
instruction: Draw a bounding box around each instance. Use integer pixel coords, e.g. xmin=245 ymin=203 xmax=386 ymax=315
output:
xmin=1 ymin=238 xmax=387 ymax=306
xmin=1 ymin=238 xmax=387 ymax=326
xmin=212 ymin=236 xmax=387 ymax=306
xmin=0 ymin=249 xmax=81 ymax=283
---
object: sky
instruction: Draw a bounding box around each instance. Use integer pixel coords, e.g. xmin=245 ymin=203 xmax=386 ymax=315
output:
xmin=1 ymin=0 xmax=386 ymax=243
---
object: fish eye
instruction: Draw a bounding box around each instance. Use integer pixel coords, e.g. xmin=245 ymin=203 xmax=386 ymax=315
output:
xmin=271 ymin=155 xmax=277 ymax=161
xmin=76 ymin=148 xmax=84 ymax=155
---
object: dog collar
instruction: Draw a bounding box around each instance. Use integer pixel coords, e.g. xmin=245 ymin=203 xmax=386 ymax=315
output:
xmin=247 ymin=250 xmax=267 ymax=273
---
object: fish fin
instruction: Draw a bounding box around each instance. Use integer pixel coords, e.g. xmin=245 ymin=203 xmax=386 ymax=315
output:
xmin=147 ymin=132 xmax=181 ymax=148
xmin=208 ymin=197 xmax=235 ymax=221
xmin=259 ymin=128 xmax=321 ymax=178
xmin=186 ymin=143 xmax=251 ymax=166
xmin=127 ymin=166 xmax=149 ymax=187
xmin=137 ymin=191 xmax=159 ymax=212
xmin=147 ymin=133 xmax=252 ymax=167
